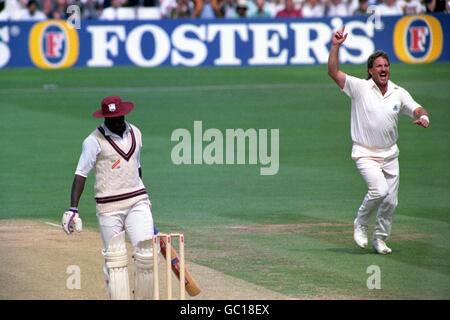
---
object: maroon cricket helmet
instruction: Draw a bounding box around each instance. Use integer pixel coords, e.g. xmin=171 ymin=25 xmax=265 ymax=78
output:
xmin=92 ymin=96 xmax=134 ymax=118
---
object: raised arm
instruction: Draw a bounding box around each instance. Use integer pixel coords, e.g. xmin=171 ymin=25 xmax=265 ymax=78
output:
xmin=328 ymin=25 xmax=348 ymax=90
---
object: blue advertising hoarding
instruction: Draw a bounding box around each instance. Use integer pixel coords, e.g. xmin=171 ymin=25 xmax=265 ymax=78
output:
xmin=0 ymin=14 xmax=448 ymax=69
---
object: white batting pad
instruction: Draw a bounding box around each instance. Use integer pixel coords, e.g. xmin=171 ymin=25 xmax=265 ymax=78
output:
xmin=134 ymin=238 xmax=154 ymax=300
xmin=105 ymin=231 xmax=131 ymax=300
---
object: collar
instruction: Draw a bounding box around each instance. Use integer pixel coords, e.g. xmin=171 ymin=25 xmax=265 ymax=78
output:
xmin=368 ymin=78 xmax=377 ymax=89
xmin=368 ymin=78 xmax=399 ymax=97
xmin=101 ymin=121 xmax=131 ymax=139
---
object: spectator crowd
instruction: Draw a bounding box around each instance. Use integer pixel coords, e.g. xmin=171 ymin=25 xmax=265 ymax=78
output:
xmin=0 ymin=0 xmax=448 ymax=21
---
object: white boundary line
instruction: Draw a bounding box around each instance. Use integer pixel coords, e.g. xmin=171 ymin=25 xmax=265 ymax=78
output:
xmin=45 ymin=221 xmax=62 ymax=228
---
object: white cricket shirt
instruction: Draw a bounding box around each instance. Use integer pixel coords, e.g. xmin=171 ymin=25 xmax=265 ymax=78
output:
xmin=342 ymin=75 xmax=422 ymax=150
xmin=75 ymin=121 xmax=141 ymax=177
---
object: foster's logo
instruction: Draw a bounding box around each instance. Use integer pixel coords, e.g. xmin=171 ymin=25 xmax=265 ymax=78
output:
xmin=393 ymin=15 xmax=443 ymax=64
xmin=29 ymin=20 xmax=79 ymax=69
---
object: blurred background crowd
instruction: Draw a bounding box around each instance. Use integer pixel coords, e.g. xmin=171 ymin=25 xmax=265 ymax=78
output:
xmin=0 ymin=0 xmax=448 ymax=21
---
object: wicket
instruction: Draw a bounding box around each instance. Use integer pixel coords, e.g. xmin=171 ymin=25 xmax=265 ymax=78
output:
xmin=153 ymin=232 xmax=185 ymax=300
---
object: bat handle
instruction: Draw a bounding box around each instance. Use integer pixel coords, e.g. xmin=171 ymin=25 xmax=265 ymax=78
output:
xmin=154 ymin=226 xmax=159 ymax=234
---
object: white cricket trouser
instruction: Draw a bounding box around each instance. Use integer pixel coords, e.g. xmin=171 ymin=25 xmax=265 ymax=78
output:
xmin=97 ymin=199 xmax=154 ymax=283
xmin=352 ymin=144 xmax=399 ymax=240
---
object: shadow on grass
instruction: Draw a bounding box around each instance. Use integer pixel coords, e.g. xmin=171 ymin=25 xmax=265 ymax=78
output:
xmin=326 ymin=247 xmax=374 ymax=255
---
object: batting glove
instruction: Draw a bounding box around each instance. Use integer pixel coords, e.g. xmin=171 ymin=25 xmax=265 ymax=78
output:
xmin=62 ymin=208 xmax=83 ymax=235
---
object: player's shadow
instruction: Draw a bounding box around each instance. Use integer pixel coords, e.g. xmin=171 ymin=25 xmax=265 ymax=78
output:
xmin=326 ymin=247 xmax=372 ymax=255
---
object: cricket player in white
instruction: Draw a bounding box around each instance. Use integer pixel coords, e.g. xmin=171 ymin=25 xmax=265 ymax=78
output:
xmin=328 ymin=26 xmax=430 ymax=254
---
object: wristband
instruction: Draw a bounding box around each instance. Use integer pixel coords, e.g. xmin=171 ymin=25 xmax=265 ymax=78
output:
xmin=420 ymin=115 xmax=429 ymax=123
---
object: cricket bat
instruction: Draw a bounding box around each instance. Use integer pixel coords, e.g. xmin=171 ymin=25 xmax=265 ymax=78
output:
xmin=154 ymin=226 xmax=201 ymax=296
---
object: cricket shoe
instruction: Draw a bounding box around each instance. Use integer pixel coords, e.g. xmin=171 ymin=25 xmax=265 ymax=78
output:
xmin=372 ymin=238 xmax=392 ymax=255
xmin=353 ymin=219 xmax=368 ymax=249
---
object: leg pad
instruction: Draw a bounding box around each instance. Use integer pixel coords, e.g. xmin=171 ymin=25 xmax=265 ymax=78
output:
xmin=105 ymin=231 xmax=131 ymax=300
xmin=134 ymin=238 xmax=154 ymax=300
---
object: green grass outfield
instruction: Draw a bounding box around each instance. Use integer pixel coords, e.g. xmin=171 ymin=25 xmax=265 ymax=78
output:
xmin=1 ymin=63 xmax=449 ymax=299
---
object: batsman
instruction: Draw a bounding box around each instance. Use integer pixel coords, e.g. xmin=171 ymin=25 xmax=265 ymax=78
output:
xmin=62 ymin=96 xmax=156 ymax=299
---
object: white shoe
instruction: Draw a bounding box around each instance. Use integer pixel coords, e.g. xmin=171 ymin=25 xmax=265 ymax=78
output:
xmin=372 ymin=238 xmax=392 ymax=254
xmin=353 ymin=219 xmax=368 ymax=248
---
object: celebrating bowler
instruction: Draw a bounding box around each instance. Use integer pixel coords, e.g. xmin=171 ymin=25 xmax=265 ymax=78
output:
xmin=327 ymin=26 xmax=430 ymax=254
